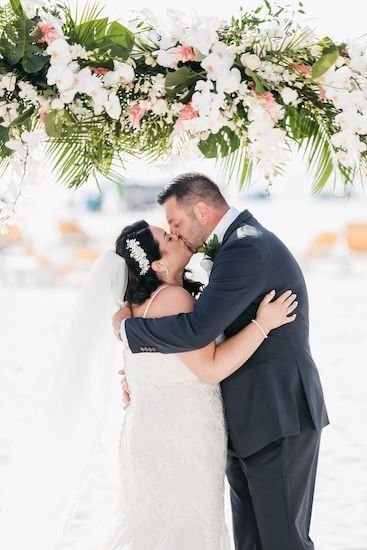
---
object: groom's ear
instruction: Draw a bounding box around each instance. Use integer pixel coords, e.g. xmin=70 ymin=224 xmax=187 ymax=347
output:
xmin=193 ymin=201 xmax=209 ymax=221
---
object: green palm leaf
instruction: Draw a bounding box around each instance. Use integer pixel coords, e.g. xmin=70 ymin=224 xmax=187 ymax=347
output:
xmin=45 ymin=114 xmax=129 ymax=188
xmin=217 ymin=144 xmax=255 ymax=189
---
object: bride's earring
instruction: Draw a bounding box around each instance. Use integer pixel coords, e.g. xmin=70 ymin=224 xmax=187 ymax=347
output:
xmin=164 ymin=267 xmax=169 ymax=276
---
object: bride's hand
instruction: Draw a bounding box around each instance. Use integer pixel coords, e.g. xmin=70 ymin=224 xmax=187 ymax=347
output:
xmin=118 ymin=369 xmax=131 ymax=409
xmin=112 ymin=302 xmax=132 ymax=340
xmin=255 ymin=289 xmax=298 ymax=336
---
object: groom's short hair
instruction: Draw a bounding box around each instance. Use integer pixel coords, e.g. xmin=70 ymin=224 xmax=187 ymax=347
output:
xmin=157 ymin=172 xmax=227 ymax=209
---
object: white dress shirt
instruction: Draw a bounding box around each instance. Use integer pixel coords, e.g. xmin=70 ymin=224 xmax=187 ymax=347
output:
xmin=119 ymin=205 xmax=241 ymax=346
xmin=206 ymin=206 xmax=240 ymax=244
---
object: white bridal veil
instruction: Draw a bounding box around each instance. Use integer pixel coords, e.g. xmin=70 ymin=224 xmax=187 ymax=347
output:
xmin=0 ymin=250 xmax=128 ymax=550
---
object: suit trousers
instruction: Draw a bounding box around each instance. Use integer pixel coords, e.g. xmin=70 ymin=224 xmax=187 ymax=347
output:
xmin=226 ymin=383 xmax=322 ymax=550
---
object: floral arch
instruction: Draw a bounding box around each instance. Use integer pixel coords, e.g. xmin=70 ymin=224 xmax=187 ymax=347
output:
xmin=0 ymin=0 xmax=366 ymax=231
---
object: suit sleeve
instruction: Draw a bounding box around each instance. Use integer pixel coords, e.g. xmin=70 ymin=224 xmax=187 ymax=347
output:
xmin=125 ymin=239 xmax=265 ymax=353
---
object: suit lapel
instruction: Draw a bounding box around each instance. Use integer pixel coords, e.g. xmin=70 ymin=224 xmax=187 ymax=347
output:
xmin=222 ymin=209 xmax=253 ymax=244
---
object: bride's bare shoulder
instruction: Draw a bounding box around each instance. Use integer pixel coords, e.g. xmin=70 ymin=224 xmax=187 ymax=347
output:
xmin=147 ymin=285 xmax=195 ymax=318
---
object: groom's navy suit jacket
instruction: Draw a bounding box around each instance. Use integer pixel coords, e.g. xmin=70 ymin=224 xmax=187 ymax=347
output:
xmin=124 ymin=209 xmax=329 ymax=457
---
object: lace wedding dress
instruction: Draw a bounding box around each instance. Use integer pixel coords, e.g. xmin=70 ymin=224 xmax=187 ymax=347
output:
xmin=108 ymin=285 xmax=231 ymax=550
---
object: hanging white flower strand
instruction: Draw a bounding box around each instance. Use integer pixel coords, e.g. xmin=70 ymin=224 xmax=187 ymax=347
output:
xmin=0 ymin=129 xmax=47 ymax=234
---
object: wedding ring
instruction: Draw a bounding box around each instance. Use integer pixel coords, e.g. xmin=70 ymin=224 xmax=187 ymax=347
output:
xmin=287 ymin=307 xmax=291 ymax=313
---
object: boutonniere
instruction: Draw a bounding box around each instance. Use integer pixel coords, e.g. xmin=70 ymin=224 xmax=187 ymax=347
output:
xmin=197 ymin=234 xmax=222 ymax=274
xmin=197 ymin=234 xmax=222 ymax=260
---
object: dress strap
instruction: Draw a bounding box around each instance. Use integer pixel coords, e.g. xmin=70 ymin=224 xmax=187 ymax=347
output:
xmin=143 ymin=284 xmax=171 ymax=318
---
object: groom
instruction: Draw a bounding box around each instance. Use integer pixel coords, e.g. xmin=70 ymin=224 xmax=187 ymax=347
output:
xmin=116 ymin=172 xmax=329 ymax=550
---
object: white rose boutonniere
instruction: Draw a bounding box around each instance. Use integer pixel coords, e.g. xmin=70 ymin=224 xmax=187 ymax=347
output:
xmin=197 ymin=234 xmax=221 ymax=275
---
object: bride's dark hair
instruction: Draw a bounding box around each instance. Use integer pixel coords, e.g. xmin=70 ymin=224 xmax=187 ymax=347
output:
xmin=115 ymin=220 xmax=203 ymax=305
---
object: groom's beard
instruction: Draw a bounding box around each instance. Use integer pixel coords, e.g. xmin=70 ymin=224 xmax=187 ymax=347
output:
xmin=178 ymin=232 xmax=207 ymax=254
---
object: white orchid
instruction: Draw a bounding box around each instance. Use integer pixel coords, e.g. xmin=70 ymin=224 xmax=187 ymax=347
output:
xmin=216 ymin=68 xmax=242 ymax=94
xmin=47 ymin=64 xmax=74 ymax=91
xmin=158 ymin=34 xmax=182 ymax=51
xmin=310 ymin=44 xmax=323 ymax=57
xmin=201 ymin=50 xmax=234 ymax=81
xmin=0 ymin=102 xmax=18 ymax=127
xmin=105 ymin=93 xmax=121 ymax=119
xmin=22 ymin=129 xmax=47 ymax=161
xmin=195 ymin=79 xmax=214 ymax=94
xmin=156 ymin=50 xmax=178 ymax=69
xmin=157 ymin=9 xmax=187 ymax=49
xmin=348 ymin=90 xmax=367 ymax=111
xmin=71 ymin=67 xmax=92 ymax=93
xmin=335 ymin=150 xmax=355 ymax=167
xmin=280 ymin=87 xmax=298 ymax=105
xmin=331 ymin=130 xmax=366 ymax=154
xmin=38 ymin=95 xmax=51 ymax=115
xmin=332 ymin=66 xmax=354 ymax=90
xmin=17 ymin=81 xmax=39 ymax=104
xmin=69 ymin=44 xmax=89 ymax=60
xmin=240 ymin=53 xmax=261 ymax=71
xmin=191 ymin=88 xmax=225 ymax=118
xmin=46 ymin=38 xmax=72 ymax=65
xmin=324 ymin=88 xmax=351 ymax=110
xmin=90 ymin=88 xmax=109 ymax=114
xmin=249 ymin=124 xmax=287 ymax=178
xmin=182 ymin=16 xmax=220 ymax=55
xmin=51 ymin=97 xmax=64 ymax=110
xmin=347 ymin=36 xmax=367 ymax=60
xmin=205 ymin=112 xmax=228 ymax=134
xmin=150 ymin=98 xmax=169 ymax=116
xmin=4 ymin=138 xmax=27 ymax=160
xmin=20 ymin=0 xmax=46 ymax=18
xmin=150 ymin=74 xmax=166 ymax=95
xmin=335 ymin=109 xmax=367 ymax=135
xmin=22 ymin=129 xmax=47 ymax=148
xmin=0 ymin=73 xmax=17 ymax=92
xmin=330 ymin=131 xmax=351 ymax=149
xmin=247 ymin=114 xmax=275 ymax=141
xmin=103 ymin=61 xmax=135 ymax=87
xmin=59 ymin=89 xmax=77 ymax=104
xmin=349 ymin=55 xmax=367 ymax=74
xmin=334 ymin=110 xmax=356 ymax=129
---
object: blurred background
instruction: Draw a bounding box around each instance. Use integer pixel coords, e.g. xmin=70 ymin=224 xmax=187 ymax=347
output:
xmin=1 ymin=1 xmax=367 ymax=549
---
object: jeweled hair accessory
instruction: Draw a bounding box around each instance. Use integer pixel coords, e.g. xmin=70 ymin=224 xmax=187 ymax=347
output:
xmin=126 ymin=238 xmax=150 ymax=275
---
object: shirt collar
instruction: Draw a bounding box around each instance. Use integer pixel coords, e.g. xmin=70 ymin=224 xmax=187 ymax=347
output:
xmin=207 ymin=206 xmax=240 ymax=244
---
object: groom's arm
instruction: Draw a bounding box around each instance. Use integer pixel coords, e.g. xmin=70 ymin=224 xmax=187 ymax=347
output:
xmin=124 ymin=239 xmax=265 ymax=353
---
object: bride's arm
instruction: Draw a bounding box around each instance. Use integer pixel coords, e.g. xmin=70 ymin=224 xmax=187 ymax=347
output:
xmin=146 ymin=286 xmax=298 ymax=385
xmin=178 ymin=289 xmax=297 ymax=385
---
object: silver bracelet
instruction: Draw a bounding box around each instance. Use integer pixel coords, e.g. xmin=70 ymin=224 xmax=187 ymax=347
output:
xmin=251 ymin=319 xmax=268 ymax=339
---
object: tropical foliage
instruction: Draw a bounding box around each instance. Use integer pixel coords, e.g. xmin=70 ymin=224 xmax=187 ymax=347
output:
xmin=1 ymin=0 xmax=367 ymax=231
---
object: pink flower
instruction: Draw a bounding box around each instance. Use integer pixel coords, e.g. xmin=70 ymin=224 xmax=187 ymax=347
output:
xmin=319 ymin=85 xmax=326 ymax=101
xmin=249 ymin=83 xmax=276 ymax=107
xmin=174 ymin=101 xmax=199 ymax=131
xmin=172 ymin=44 xmax=196 ymax=63
xmin=39 ymin=110 xmax=47 ymax=123
xmin=294 ymin=64 xmax=312 ymax=76
xmin=259 ymin=91 xmax=279 ymax=118
xmin=260 ymin=91 xmax=276 ymax=106
xmin=90 ymin=67 xmax=111 ymax=76
xmin=32 ymin=22 xmax=61 ymax=45
xmin=127 ymin=103 xmax=147 ymax=129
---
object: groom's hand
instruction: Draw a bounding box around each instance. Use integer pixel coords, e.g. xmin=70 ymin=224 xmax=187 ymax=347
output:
xmin=113 ymin=303 xmax=132 ymax=340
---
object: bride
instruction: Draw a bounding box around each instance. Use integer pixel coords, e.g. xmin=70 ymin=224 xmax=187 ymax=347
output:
xmin=0 ymin=219 xmax=297 ymax=550
xmin=108 ymin=219 xmax=297 ymax=550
